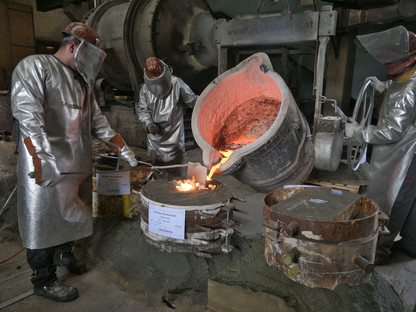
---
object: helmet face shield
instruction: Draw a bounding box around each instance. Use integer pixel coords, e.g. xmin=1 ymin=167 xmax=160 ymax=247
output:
xmin=356 ymin=26 xmax=410 ymax=64
xmin=143 ymin=59 xmax=173 ymax=98
xmin=74 ymin=40 xmax=106 ymax=86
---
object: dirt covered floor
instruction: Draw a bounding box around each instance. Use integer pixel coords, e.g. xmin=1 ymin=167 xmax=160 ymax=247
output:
xmin=0 ymin=143 xmax=414 ymax=311
xmin=209 ymin=237 xmax=404 ymax=312
xmin=0 ymin=186 xmax=405 ymax=312
xmin=0 ymin=185 xmax=250 ymax=312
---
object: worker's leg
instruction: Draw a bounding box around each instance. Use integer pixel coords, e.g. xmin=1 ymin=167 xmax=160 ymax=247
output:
xmin=53 ymin=241 xmax=87 ymax=275
xmin=395 ymin=197 xmax=416 ymax=257
xmin=27 ymin=246 xmax=58 ymax=287
xmin=27 ymin=245 xmax=79 ymax=302
xmin=375 ymin=157 xmax=416 ymax=264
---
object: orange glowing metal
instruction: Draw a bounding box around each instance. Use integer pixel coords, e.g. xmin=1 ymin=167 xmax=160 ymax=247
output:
xmin=231 ymin=137 xmax=256 ymax=146
xmin=175 ymin=176 xmax=217 ymax=191
xmin=207 ymin=150 xmax=234 ymax=180
xmin=175 ymin=176 xmax=199 ymax=192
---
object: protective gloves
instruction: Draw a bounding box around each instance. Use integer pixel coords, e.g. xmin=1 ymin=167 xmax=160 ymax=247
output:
xmin=147 ymin=123 xmax=160 ymax=135
xmin=368 ymin=76 xmax=386 ymax=93
xmin=344 ymin=120 xmax=362 ymax=139
xmin=39 ymin=159 xmax=62 ymax=187
xmin=120 ymin=145 xmax=138 ymax=167
xmin=109 ymin=134 xmax=138 ymax=167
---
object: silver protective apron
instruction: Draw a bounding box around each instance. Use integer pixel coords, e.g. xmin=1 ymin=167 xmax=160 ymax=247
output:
xmin=11 ymin=55 xmax=117 ymax=249
xmin=350 ymin=69 xmax=416 ymax=214
xmin=136 ymin=76 xmax=197 ymax=163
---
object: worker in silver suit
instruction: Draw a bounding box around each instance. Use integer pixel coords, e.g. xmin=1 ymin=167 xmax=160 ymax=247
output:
xmin=11 ymin=22 xmax=137 ymax=302
xmin=136 ymin=57 xmax=198 ymax=176
xmin=346 ymin=25 xmax=416 ymax=265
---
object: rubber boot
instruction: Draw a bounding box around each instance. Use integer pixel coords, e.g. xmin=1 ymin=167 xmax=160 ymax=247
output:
xmin=54 ymin=251 xmax=88 ymax=275
xmin=34 ymin=280 xmax=79 ymax=302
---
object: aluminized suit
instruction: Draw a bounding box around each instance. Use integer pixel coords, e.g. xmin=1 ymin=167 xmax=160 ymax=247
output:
xmin=136 ymin=75 xmax=197 ymax=164
xmin=348 ymin=69 xmax=416 ymax=215
xmin=348 ymin=25 xmax=416 ymax=263
xmin=11 ymin=55 xmax=125 ymax=249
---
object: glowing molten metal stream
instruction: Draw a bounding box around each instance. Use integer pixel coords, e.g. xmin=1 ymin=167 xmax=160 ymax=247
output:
xmin=207 ymin=150 xmax=234 ymax=180
xmin=174 ymin=139 xmax=255 ymax=191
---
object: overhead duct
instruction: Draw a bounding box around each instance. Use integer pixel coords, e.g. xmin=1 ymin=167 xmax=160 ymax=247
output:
xmin=326 ymin=0 xmax=398 ymax=9
xmin=83 ymin=0 xmax=218 ymax=94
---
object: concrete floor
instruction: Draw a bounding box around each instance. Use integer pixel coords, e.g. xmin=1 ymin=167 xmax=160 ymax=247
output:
xmin=0 ymin=238 xmax=171 ymax=312
xmin=1 ymin=148 xmax=416 ymax=311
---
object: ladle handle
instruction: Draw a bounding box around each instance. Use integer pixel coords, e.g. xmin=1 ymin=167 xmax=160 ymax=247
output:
xmin=354 ymin=256 xmax=374 ymax=274
xmin=283 ymin=221 xmax=299 ymax=237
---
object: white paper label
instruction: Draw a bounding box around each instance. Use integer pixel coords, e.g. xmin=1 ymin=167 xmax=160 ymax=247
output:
xmin=148 ymin=203 xmax=185 ymax=240
xmin=96 ymin=171 xmax=130 ymax=195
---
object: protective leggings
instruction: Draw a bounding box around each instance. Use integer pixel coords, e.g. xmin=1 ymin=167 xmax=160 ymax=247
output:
xmin=26 ymin=241 xmax=74 ymax=287
xmin=377 ymin=155 xmax=416 ymax=258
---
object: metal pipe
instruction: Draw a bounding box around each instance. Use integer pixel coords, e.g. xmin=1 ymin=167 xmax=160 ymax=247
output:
xmin=313 ymin=36 xmax=330 ymax=137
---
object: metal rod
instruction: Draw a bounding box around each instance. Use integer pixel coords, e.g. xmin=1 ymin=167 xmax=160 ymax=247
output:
xmin=0 ymin=290 xmax=33 ymax=310
xmin=28 ymin=163 xmax=195 ymax=178
xmin=0 ymin=185 xmax=17 ymax=217
xmin=313 ymin=35 xmax=330 ymax=137
xmin=0 ymin=269 xmax=31 ymax=285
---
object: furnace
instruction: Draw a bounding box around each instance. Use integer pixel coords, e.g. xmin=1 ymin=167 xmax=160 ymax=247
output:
xmin=139 ymin=178 xmax=235 ymax=255
xmin=263 ymin=187 xmax=381 ymax=289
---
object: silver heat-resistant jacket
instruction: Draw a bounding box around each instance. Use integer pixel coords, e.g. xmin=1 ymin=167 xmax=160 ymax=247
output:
xmin=11 ymin=55 xmax=118 ymax=249
xmin=136 ymin=76 xmax=197 ymax=163
xmin=350 ymin=69 xmax=416 ymax=214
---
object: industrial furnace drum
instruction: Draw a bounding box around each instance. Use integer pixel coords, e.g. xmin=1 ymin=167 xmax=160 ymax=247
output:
xmin=263 ymin=187 xmax=380 ymax=289
xmin=191 ymin=53 xmax=314 ymax=192
xmin=140 ymin=179 xmax=235 ymax=254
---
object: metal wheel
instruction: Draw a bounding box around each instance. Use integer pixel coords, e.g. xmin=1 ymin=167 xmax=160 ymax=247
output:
xmin=347 ymin=77 xmax=375 ymax=171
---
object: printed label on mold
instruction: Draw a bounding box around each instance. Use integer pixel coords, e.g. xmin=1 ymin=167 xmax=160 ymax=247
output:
xmin=96 ymin=171 xmax=130 ymax=195
xmin=148 ymin=204 xmax=185 ymax=240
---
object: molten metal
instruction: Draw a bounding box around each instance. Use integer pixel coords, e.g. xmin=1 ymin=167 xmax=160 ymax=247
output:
xmin=175 ymin=176 xmax=200 ymax=191
xmin=175 ymin=176 xmax=217 ymax=191
xmin=207 ymin=150 xmax=234 ymax=180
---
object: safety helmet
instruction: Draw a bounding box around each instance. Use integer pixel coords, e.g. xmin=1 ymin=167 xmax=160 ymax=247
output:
xmin=62 ymin=22 xmax=101 ymax=47
xmin=145 ymin=57 xmax=165 ymax=79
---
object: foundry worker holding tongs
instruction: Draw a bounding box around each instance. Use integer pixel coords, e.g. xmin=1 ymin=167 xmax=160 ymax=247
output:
xmin=136 ymin=57 xmax=198 ymax=177
xmin=11 ymin=22 xmax=137 ymax=302
xmin=345 ymin=26 xmax=416 ymax=265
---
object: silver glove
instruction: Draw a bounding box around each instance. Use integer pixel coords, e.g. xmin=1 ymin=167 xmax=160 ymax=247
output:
xmin=40 ymin=159 xmax=62 ymax=187
xmin=345 ymin=121 xmax=362 ymax=139
xmin=368 ymin=76 xmax=386 ymax=93
xmin=147 ymin=123 xmax=160 ymax=135
xmin=120 ymin=145 xmax=138 ymax=167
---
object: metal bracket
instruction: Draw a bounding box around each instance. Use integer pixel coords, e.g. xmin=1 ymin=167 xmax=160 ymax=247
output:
xmin=378 ymin=211 xmax=390 ymax=235
xmin=262 ymin=220 xmax=281 ymax=231
xmin=319 ymin=7 xmax=337 ymax=37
